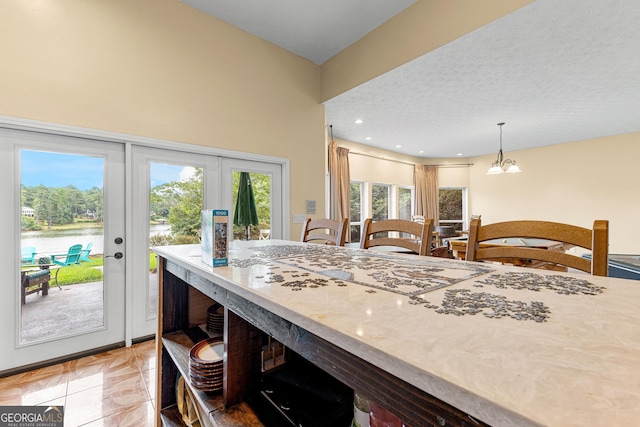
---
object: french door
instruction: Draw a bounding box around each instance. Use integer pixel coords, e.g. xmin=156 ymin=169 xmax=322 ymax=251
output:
xmin=0 ymin=122 xmax=289 ymax=370
xmin=129 ymin=149 xmax=285 ymax=339
xmin=129 ymin=147 xmax=219 ymax=339
xmin=0 ymin=128 xmax=125 ymax=371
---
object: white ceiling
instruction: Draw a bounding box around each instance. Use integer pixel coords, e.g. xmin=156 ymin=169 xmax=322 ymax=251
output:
xmin=181 ymin=0 xmax=416 ymax=64
xmin=182 ymin=0 xmax=640 ymax=159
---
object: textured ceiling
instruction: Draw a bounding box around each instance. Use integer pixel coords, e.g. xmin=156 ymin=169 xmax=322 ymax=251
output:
xmin=181 ymin=0 xmax=640 ymax=159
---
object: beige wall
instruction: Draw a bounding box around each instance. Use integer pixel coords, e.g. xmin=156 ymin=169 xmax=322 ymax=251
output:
xmin=468 ymin=133 xmax=639 ymax=254
xmin=343 ymin=138 xmax=471 ymax=189
xmin=339 ymin=133 xmax=638 ymax=254
xmin=439 ymin=166 xmax=471 ymax=189
xmin=321 ymin=0 xmax=533 ymax=101
xmin=0 ymin=0 xmax=325 ymax=240
xmin=339 ymin=139 xmax=417 ymax=185
xmin=2 ymin=1 xmax=635 ymax=253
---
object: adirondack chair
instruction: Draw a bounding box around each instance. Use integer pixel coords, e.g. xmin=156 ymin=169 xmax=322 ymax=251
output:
xmin=79 ymin=242 xmax=93 ymax=262
xmin=21 ymin=246 xmax=37 ymax=264
xmin=51 ymin=244 xmax=83 ymax=267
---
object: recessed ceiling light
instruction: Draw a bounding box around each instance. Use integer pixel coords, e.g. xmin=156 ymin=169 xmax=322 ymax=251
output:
xmin=365 ymin=137 xmax=372 ymax=140
xmin=354 ymin=119 xmax=363 ymax=124
xmin=395 ymin=145 xmax=402 ymax=148
xmin=418 ymin=150 xmax=425 ymax=154
xmin=457 ymin=153 xmax=463 ymax=156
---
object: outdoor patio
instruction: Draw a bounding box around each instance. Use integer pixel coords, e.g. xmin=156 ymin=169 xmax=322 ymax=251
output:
xmin=21 ymin=273 xmax=157 ymax=343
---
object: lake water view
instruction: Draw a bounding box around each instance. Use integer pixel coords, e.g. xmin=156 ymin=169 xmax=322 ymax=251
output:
xmin=21 ymin=224 xmax=171 ymax=256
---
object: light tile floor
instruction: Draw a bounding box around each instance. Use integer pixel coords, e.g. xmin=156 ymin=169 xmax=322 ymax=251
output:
xmin=0 ymin=340 xmax=156 ymax=426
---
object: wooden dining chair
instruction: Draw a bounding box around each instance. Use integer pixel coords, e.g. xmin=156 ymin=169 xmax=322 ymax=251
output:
xmin=465 ymin=218 xmax=609 ymax=276
xmin=300 ymin=218 xmax=348 ymax=246
xmin=360 ymin=218 xmax=434 ymax=256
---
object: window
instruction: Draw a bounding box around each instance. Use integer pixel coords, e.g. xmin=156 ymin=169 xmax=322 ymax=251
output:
xmin=349 ymin=181 xmax=415 ymax=242
xmin=439 ymin=188 xmax=466 ymax=231
xmin=372 ymin=183 xmax=390 ymax=221
xmin=350 ymin=181 xmax=364 ymax=242
xmin=398 ymin=186 xmax=414 ymax=238
xmin=398 ymin=186 xmax=413 ymax=221
xmin=371 ymin=183 xmax=391 ymax=238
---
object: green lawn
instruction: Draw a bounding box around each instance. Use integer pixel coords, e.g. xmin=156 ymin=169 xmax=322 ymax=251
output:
xmin=23 ymin=253 xmax=158 ymax=287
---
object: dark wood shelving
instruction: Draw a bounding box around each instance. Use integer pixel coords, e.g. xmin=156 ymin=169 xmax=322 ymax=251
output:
xmin=158 ymin=259 xmax=266 ymax=427
xmin=159 ymin=406 xmax=185 ymax=427
xmin=161 ymin=331 xmax=225 ymax=420
xmin=160 ymin=331 xmax=266 ymax=427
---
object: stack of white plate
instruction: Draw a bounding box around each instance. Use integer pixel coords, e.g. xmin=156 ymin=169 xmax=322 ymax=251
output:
xmin=206 ymin=304 xmax=224 ymax=334
xmin=189 ymin=338 xmax=224 ymax=393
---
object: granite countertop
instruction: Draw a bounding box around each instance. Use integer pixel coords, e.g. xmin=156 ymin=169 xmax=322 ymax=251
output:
xmin=154 ymin=240 xmax=640 ymax=427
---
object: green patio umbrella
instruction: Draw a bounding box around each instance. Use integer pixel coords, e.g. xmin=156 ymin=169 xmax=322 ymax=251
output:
xmin=233 ymin=172 xmax=259 ymax=240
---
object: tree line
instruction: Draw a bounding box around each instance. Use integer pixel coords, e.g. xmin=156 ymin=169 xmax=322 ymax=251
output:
xmin=22 ymin=169 xmax=272 ymax=240
xmin=21 ymin=185 xmax=103 ymax=229
xmin=150 ymin=168 xmax=271 ymax=241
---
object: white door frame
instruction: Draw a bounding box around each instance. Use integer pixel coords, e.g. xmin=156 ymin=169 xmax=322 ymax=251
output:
xmin=0 ymin=128 xmax=126 ymax=370
xmin=221 ymin=158 xmax=285 ymax=240
xmin=0 ymin=115 xmax=290 ymax=362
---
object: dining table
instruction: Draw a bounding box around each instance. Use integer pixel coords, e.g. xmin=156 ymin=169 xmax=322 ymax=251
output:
xmin=154 ymin=239 xmax=640 ymax=427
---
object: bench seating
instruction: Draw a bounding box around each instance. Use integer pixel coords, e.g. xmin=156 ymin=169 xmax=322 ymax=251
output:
xmin=21 ymin=268 xmax=51 ymax=305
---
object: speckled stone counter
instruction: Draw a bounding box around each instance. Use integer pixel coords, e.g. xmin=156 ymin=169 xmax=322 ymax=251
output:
xmin=154 ymin=240 xmax=640 ymax=427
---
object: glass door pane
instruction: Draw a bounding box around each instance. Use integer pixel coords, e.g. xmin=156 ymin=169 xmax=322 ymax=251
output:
xmin=221 ymin=158 xmax=283 ymax=241
xmin=20 ymin=150 xmax=107 ymax=343
xmin=231 ymin=171 xmax=271 ymax=240
xmin=148 ymin=162 xmax=203 ymax=316
xmin=1 ymin=127 xmax=125 ymax=371
xmin=130 ymin=147 xmax=214 ymax=340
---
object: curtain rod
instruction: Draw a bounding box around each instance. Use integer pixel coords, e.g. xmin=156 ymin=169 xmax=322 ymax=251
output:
xmin=424 ymin=163 xmax=474 ymax=168
xmin=348 ymin=150 xmax=473 ymax=168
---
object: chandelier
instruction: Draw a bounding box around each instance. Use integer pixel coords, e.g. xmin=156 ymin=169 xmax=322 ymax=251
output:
xmin=487 ymin=122 xmax=521 ymax=175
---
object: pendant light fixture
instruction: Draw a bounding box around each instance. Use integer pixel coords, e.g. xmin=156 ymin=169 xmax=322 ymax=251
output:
xmin=487 ymin=122 xmax=521 ymax=175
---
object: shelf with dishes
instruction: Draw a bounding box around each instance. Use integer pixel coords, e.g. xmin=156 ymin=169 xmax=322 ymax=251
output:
xmin=157 ymin=269 xmax=355 ymax=427
xmin=157 ymin=265 xmax=266 ymax=427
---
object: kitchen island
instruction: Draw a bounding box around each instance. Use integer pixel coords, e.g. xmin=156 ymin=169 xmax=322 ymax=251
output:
xmin=155 ymin=240 xmax=640 ymax=427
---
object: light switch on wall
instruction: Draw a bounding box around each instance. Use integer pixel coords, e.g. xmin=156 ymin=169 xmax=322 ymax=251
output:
xmin=293 ymin=214 xmax=306 ymax=224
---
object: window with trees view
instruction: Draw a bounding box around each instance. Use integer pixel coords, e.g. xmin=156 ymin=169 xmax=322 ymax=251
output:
xmin=398 ymin=186 xmax=413 ymax=238
xmin=349 ymin=182 xmax=416 ymax=242
xmin=398 ymin=187 xmax=413 ymax=221
xmin=439 ymin=188 xmax=465 ymax=231
xmin=350 ymin=181 xmax=363 ymax=242
xmin=149 ymin=166 xmax=203 ymax=245
xmin=372 ymin=183 xmax=391 ymax=238
xmin=231 ymin=171 xmax=271 ymax=240
xmin=372 ymin=183 xmax=390 ymax=221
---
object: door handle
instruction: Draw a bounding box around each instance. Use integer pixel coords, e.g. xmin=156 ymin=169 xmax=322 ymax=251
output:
xmin=105 ymin=252 xmax=123 ymax=259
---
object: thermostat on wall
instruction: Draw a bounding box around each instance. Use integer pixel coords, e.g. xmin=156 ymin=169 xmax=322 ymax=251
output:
xmin=306 ymin=200 xmax=316 ymax=215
